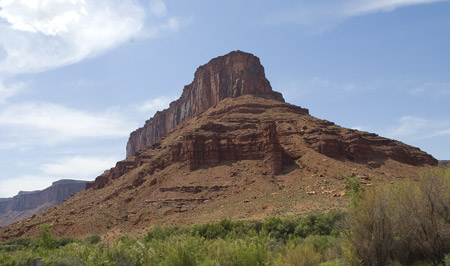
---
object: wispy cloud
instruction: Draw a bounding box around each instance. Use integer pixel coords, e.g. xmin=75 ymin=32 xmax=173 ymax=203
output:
xmin=0 ymin=102 xmax=138 ymax=145
xmin=409 ymin=82 xmax=450 ymax=97
xmin=137 ymin=96 xmax=174 ymax=113
xmin=40 ymin=156 xmax=118 ymax=179
xmin=385 ymin=115 xmax=450 ymax=140
xmin=0 ymin=155 xmax=117 ymax=197
xmin=0 ymin=175 xmax=57 ymax=198
xmin=150 ymin=0 xmax=168 ymax=18
xmin=0 ymin=0 xmax=146 ymax=75
xmin=0 ymin=80 xmax=25 ymax=104
xmin=345 ymin=0 xmax=447 ymax=16
xmin=0 ymin=0 xmax=187 ymax=77
xmin=265 ymin=0 xmax=448 ymax=31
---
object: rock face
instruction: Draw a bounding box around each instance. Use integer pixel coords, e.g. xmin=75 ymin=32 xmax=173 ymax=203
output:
xmin=0 ymin=51 xmax=440 ymax=240
xmin=87 ymin=51 xmax=438 ymax=191
xmin=0 ymin=180 xmax=87 ymax=227
xmin=126 ymin=51 xmax=284 ymax=157
xmin=87 ymin=101 xmax=309 ymax=190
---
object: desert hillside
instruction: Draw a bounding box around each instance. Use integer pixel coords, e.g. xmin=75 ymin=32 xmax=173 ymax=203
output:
xmin=0 ymin=51 xmax=437 ymax=240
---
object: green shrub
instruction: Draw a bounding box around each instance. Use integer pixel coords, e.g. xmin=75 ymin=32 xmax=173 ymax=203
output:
xmin=294 ymin=212 xmax=344 ymax=238
xmin=35 ymin=224 xmax=57 ymax=250
xmin=344 ymin=168 xmax=450 ymax=266
xmin=0 ymin=211 xmax=346 ymax=265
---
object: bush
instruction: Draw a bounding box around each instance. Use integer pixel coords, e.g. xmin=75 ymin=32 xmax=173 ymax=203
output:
xmin=35 ymin=224 xmax=57 ymax=250
xmin=0 ymin=211 xmax=345 ymax=265
xmin=344 ymin=168 xmax=450 ymax=266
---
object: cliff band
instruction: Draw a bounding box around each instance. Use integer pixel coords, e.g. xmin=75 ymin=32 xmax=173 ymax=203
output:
xmin=0 ymin=51 xmax=438 ymax=240
xmin=127 ymin=51 xmax=284 ymax=157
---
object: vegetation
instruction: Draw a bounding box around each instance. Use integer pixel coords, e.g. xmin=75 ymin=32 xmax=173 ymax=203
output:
xmin=343 ymin=167 xmax=450 ymax=266
xmin=0 ymin=212 xmax=344 ymax=266
xmin=1 ymin=167 xmax=449 ymax=265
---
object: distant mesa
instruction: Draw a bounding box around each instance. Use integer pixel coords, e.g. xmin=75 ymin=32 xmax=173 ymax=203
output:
xmin=439 ymin=160 xmax=450 ymax=167
xmin=0 ymin=180 xmax=87 ymax=227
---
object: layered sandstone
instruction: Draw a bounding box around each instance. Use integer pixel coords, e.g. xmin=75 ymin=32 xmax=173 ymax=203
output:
xmin=0 ymin=180 xmax=87 ymax=227
xmin=126 ymin=51 xmax=284 ymax=157
xmin=0 ymin=51 xmax=439 ymax=240
xmin=87 ymin=95 xmax=436 ymax=191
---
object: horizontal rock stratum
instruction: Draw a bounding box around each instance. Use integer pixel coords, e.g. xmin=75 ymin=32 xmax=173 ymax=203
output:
xmin=126 ymin=51 xmax=284 ymax=157
xmin=0 ymin=51 xmax=438 ymax=240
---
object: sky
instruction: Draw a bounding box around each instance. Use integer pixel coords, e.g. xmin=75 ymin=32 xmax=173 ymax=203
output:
xmin=0 ymin=0 xmax=449 ymax=197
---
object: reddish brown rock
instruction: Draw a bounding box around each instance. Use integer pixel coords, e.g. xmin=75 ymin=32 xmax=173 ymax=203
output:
xmin=126 ymin=51 xmax=284 ymax=157
xmin=0 ymin=51 xmax=439 ymax=240
xmin=87 ymin=94 xmax=436 ymax=191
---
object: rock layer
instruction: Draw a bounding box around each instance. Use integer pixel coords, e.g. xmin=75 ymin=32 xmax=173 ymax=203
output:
xmin=88 ymin=95 xmax=436 ymax=190
xmin=0 ymin=51 xmax=440 ymax=240
xmin=126 ymin=51 xmax=284 ymax=157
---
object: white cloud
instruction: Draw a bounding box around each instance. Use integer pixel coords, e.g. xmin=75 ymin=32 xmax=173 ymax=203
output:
xmin=0 ymin=102 xmax=138 ymax=145
xmin=0 ymin=155 xmax=119 ymax=197
xmin=143 ymin=16 xmax=191 ymax=39
xmin=386 ymin=116 xmax=430 ymax=138
xmin=40 ymin=155 xmax=118 ymax=179
xmin=0 ymin=0 xmax=145 ymax=75
xmin=385 ymin=116 xmax=450 ymax=140
xmin=0 ymin=0 xmax=87 ymax=36
xmin=345 ymin=0 xmax=446 ymax=16
xmin=266 ymin=0 xmax=448 ymax=30
xmin=352 ymin=126 xmax=368 ymax=131
xmin=409 ymin=82 xmax=450 ymax=97
xmin=138 ymin=96 xmax=173 ymax=113
xmin=0 ymin=175 xmax=57 ymax=198
xmin=150 ymin=0 xmax=167 ymax=18
xmin=0 ymin=80 xmax=24 ymax=104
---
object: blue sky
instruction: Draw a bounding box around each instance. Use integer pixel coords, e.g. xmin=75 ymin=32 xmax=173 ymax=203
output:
xmin=0 ymin=0 xmax=449 ymax=197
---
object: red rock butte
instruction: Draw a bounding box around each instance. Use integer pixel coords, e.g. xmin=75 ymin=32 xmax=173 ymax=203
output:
xmin=126 ymin=51 xmax=284 ymax=158
xmin=87 ymin=50 xmax=437 ymax=190
xmin=0 ymin=51 xmax=438 ymax=240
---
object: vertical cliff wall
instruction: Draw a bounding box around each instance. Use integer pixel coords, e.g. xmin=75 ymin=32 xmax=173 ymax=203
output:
xmin=126 ymin=50 xmax=284 ymax=157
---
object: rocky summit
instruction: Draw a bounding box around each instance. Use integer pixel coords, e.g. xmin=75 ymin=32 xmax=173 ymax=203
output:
xmin=126 ymin=51 xmax=284 ymax=157
xmin=0 ymin=51 xmax=437 ymax=240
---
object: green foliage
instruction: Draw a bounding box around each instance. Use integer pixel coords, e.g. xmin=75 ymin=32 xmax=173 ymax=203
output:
xmin=445 ymin=254 xmax=450 ymax=266
xmin=342 ymin=174 xmax=363 ymax=206
xmin=35 ymin=223 xmax=57 ymax=250
xmin=0 ymin=212 xmax=345 ymax=265
xmin=4 ymin=167 xmax=449 ymax=266
xmin=294 ymin=212 xmax=344 ymax=238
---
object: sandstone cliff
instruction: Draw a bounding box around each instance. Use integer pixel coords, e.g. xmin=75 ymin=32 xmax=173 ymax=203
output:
xmin=0 ymin=180 xmax=87 ymax=227
xmin=0 ymin=51 xmax=439 ymax=240
xmin=126 ymin=51 xmax=284 ymax=157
